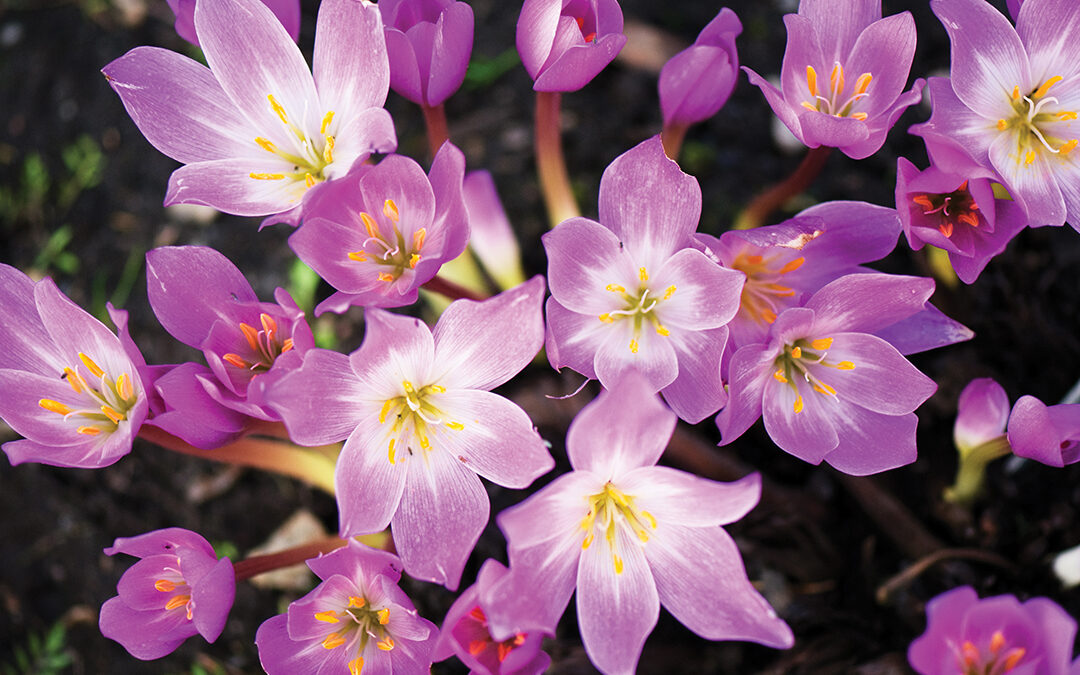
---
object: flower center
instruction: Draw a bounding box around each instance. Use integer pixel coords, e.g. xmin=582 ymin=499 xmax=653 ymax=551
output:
xmin=579 ymin=482 xmax=657 ymax=574
xmin=222 ymin=312 xmax=294 ymax=374
xmin=573 ymin=15 xmax=597 ymax=43
xmin=955 ymin=630 xmax=1026 ymax=675
xmin=597 ymin=266 xmax=675 ymax=354
xmin=346 ymin=199 xmax=427 ymax=285
xmin=911 ymin=181 xmax=980 ymax=238
xmin=378 ymin=380 xmax=464 ymax=464
xmin=315 ymin=595 xmax=395 ymax=674
xmin=154 ymin=560 xmax=195 ymax=621
xmin=462 ymin=607 xmax=529 ymax=664
xmin=730 ymin=252 xmax=804 ymax=325
xmin=248 ymin=95 xmax=337 ymax=190
xmin=997 ymin=77 xmax=1079 ymax=165
xmin=772 ymin=337 xmax=855 ymax=414
xmin=802 ymin=62 xmax=872 ymax=120
xmin=38 ymin=352 xmax=139 ymax=437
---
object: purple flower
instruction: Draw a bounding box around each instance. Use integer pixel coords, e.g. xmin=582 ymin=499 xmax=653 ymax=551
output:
xmin=289 ymin=142 xmax=469 ymax=314
xmin=896 ymin=143 xmax=1028 ymax=284
xmin=166 ymin=0 xmax=300 ymax=47
xmin=380 ymin=0 xmax=474 ymax=107
xmin=256 ymin=541 xmax=436 ymax=674
xmin=99 ymin=528 xmax=235 ymax=660
xmin=658 ymin=8 xmax=741 ymax=128
xmin=517 ymin=0 xmax=627 ymax=92
xmin=103 ymin=0 xmax=395 ymax=225
xmin=743 ymin=0 xmax=923 ymax=159
xmin=463 ymin=170 xmax=527 ymax=291
xmin=908 ymin=586 xmax=1079 ymax=675
xmin=717 ymin=273 xmax=940 ymax=475
xmin=267 ymin=278 xmax=553 ymax=589
xmin=145 ymin=246 xmax=313 ymax=446
xmin=544 ymin=136 xmax=744 ymax=423
xmin=482 ymin=376 xmax=793 ymax=674
xmin=434 ymin=560 xmax=551 ymax=675
xmin=0 ymin=264 xmax=148 ymax=469
xmin=1008 ymin=395 xmax=1080 ymax=467
xmin=916 ymin=0 xmax=1080 ymax=228
xmin=955 ymin=378 xmax=1011 ymax=456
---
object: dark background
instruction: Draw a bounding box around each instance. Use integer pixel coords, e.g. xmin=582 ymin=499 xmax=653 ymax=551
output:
xmin=3 ymin=0 xmax=1079 ymax=672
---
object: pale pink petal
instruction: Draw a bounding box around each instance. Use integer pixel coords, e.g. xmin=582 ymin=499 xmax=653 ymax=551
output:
xmin=313 ymin=0 xmax=389 ymax=115
xmin=716 ymin=344 xmax=774 ymax=446
xmin=818 ymin=333 xmax=937 ymax=415
xmin=269 ymin=348 xmax=367 ymax=445
xmin=988 ymin=130 xmax=1067 ymax=227
xmin=660 ymin=326 xmax=727 ymax=424
xmin=594 ymin=318 xmax=679 ymax=393
xmin=483 ymin=533 xmax=582 ymax=641
xmin=544 ymin=297 xmax=602 ymax=380
xmin=762 ymin=377 xmax=839 ymax=465
xmin=164 ymin=158 xmax=306 ymax=216
xmin=336 ymin=413 xmax=408 ymax=536
xmin=805 ymin=273 xmax=934 ymax=335
xmin=955 ymin=378 xmax=1010 ymax=451
xmin=622 ymin=468 xmax=761 ymax=527
xmin=1017 ymin=0 xmax=1080 ymax=84
xmin=653 ymin=248 xmax=742 ymax=330
xmin=797 ymin=0 xmax=879 ymax=63
xmin=825 ymin=405 xmax=919 ymax=475
xmin=35 ymin=279 xmax=132 ymax=379
xmin=349 ymin=310 xmax=435 ymax=399
xmin=543 ymin=217 xmax=627 ymax=313
xmin=845 ymin=13 xmax=916 ymax=119
xmin=0 ymin=266 xmax=62 ymax=375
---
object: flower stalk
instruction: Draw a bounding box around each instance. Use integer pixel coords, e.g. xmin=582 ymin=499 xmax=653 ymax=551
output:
xmin=421 ymin=273 xmax=489 ymax=302
xmin=535 ymin=91 xmax=580 ymax=227
xmin=734 ymin=146 xmax=831 ymax=229
xmin=233 ymin=536 xmax=349 ymax=582
xmin=944 ymin=436 xmax=1013 ymax=505
xmin=422 ymin=102 xmax=450 ymax=158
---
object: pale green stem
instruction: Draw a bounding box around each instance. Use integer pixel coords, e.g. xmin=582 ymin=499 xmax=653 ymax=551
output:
xmin=944 ymin=436 xmax=1013 ymax=506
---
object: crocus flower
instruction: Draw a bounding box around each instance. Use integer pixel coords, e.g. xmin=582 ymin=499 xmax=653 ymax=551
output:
xmin=916 ymin=0 xmax=1080 ymax=228
xmin=99 ymin=528 xmax=235 ymax=660
xmin=517 ymin=0 xmax=627 ymax=92
xmin=0 ymin=264 xmax=148 ymax=469
xmin=288 ymin=142 xmax=468 ymax=314
xmin=166 ymin=0 xmax=300 ymax=47
xmin=256 ymin=540 xmax=437 ymax=674
xmin=145 ymin=246 xmax=313 ymax=443
xmin=908 ymin=586 xmax=1080 ymax=675
xmin=482 ymin=376 xmax=793 ymax=675
xmin=658 ymin=8 xmax=741 ymax=128
xmin=544 ymin=136 xmax=744 ymax=423
xmin=380 ymin=0 xmax=474 ymax=107
xmin=434 ymin=560 xmax=551 ymax=675
xmin=744 ymin=0 xmax=923 ymax=159
xmin=103 ymin=0 xmax=395 ymax=225
xmin=717 ymin=273 xmax=940 ymax=475
xmin=695 ymin=200 xmax=901 ymax=350
xmin=945 ymin=377 xmax=1014 ymax=504
xmin=463 ymin=170 xmax=527 ymax=291
xmin=1007 ymin=395 xmax=1080 ymax=467
xmin=268 ymin=278 xmax=553 ymax=589
xmin=896 ymin=139 xmax=1028 ymax=284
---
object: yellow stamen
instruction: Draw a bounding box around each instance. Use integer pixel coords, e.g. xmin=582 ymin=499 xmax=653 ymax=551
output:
xmin=655 ymin=324 xmax=670 ymax=337
xmin=376 ymin=638 xmax=394 ymax=651
xmin=613 ymin=554 xmax=624 ymax=574
xmin=165 ymin=594 xmax=190 ymax=611
xmin=79 ymin=352 xmax=105 ymax=378
xmin=418 ymin=433 xmax=430 ymax=450
xmin=598 ymin=313 xmax=613 ymax=323
xmin=854 ymin=72 xmax=872 ymax=95
xmin=830 ymin=63 xmax=844 ymax=96
xmin=348 ymin=251 xmax=368 ymax=262
xmin=663 ymin=285 xmax=676 ymax=299
xmin=249 ymin=172 xmax=285 ymax=180
xmin=446 ymin=421 xmax=465 ymax=431
xmin=379 ymin=400 xmax=395 ymax=424
xmin=378 ymin=273 xmax=396 ymax=283
xmin=388 ymin=439 xmax=396 ymax=465
xmin=322 ymin=632 xmax=346 ymax=650
xmin=761 ymin=309 xmax=777 ymax=324
xmin=836 ymin=361 xmax=855 ymax=370
xmin=582 ymin=533 xmax=594 ymax=550
xmin=638 ymin=267 xmax=648 ymax=282
xmin=1011 ymin=85 xmax=1021 ymax=100
xmin=348 ymin=596 xmax=366 ymax=608
xmin=773 ymin=369 xmax=788 ymax=383
xmin=377 ymin=608 xmax=390 ymax=625
xmin=779 ymin=257 xmax=805 ymax=274
xmin=997 ymin=118 xmax=1008 ymax=130
xmin=790 ymin=346 xmax=802 ymax=359
xmin=629 ymin=339 xmax=639 ymax=354
xmin=413 ymin=228 xmax=426 ymax=251
xmin=39 ymin=399 xmax=71 ymax=416
xmin=1003 ymin=648 xmax=1026 ymax=671
xmin=801 ymin=101 xmax=818 ymax=112
xmin=63 ymin=367 xmax=84 ymax=393
xmin=641 ymin=510 xmax=657 ymax=528
xmin=260 ymin=313 xmax=277 ymax=338
xmin=268 ymin=94 xmax=289 ymax=124
xmin=810 ymin=338 xmax=833 ymax=350
xmin=1058 ymin=111 xmax=1078 ymax=120
xmin=361 ymin=212 xmax=379 ymax=238
xmin=1025 ymin=150 xmax=1036 ymax=165
xmin=323 ymin=135 xmax=335 ymax=164
xmin=990 ymin=630 xmax=1006 ymax=654
xmin=851 ymin=112 xmax=868 ymax=121
xmin=154 ymin=580 xmax=176 ymax=592
xmin=813 ymin=382 xmax=836 ymax=396
xmin=101 ymin=405 xmax=125 ymax=425
xmin=806 ymin=65 xmax=818 ymax=96
xmin=116 ymin=373 xmax=134 ymax=401
xmin=605 ymin=283 xmax=624 ymax=293
xmin=1061 ymin=139 xmax=1078 ymax=155
xmin=77 ymin=426 xmax=101 ymax=436
xmin=384 ymin=199 xmax=400 ymax=222
xmin=409 ymin=254 xmax=421 ymax=269
xmin=314 ymin=611 xmax=339 ymax=623
xmin=348 ymin=656 xmax=364 ymax=675
xmin=255 ymin=136 xmax=276 ymax=153
xmin=793 ymin=395 xmax=804 ymax=414
xmin=1033 ymin=75 xmax=1063 ymax=99
xmin=305 ymin=173 xmax=316 ymax=188
xmin=321 ymin=110 xmax=335 ymax=134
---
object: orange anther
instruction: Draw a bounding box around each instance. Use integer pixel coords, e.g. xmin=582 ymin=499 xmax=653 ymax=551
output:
xmin=322 ymin=632 xmax=346 ymax=650
xmin=1060 ymin=139 xmax=1078 ymax=155
xmin=348 ymin=656 xmax=364 ymax=675
xmin=79 ymin=352 xmax=105 ymax=378
xmin=39 ymin=399 xmax=71 ymax=416
xmin=790 ymin=346 xmax=802 ymax=359
xmin=282 ymin=338 xmax=294 ymax=353
xmin=468 ymin=640 xmax=487 ymax=656
xmin=413 ymin=228 xmax=426 ymax=251
xmin=116 ymin=373 xmax=134 ymax=401
xmin=376 ymin=637 xmax=394 ymax=651
xmin=1011 ymin=85 xmax=1021 ymax=100
xmin=222 ymin=353 xmax=248 ymax=369
xmin=851 ymin=112 xmax=868 ymax=121
xmin=938 ymin=222 xmax=954 ymax=238
xmin=746 ymin=254 xmax=763 ymax=264
xmin=760 ymin=308 xmax=777 ymax=324
xmin=348 ymin=250 xmax=368 ymax=262
xmin=469 ymin=607 xmax=487 ymax=622
xmin=779 ymin=257 xmax=805 ymax=274
xmin=260 ymin=313 xmax=277 ymax=339
xmin=101 ymin=405 xmax=125 ymax=425
xmin=384 ymin=199 xmax=399 ymax=222
xmin=773 ymin=369 xmax=788 ymax=383
xmin=794 ymin=395 xmax=804 ymax=414
xmin=990 ymin=630 xmax=1006 ymax=654
xmin=255 ymin=137 xmax=277 ymax=153
xmin=1033 ymin=75 xmax=1063 ymax=99
xmin=240 ymin=322 xmax=260 ymax=351
xmin=377 ymin=608 xmax=390 ymax=624
xmin=361 ymin=212 xmax=379 ymax=238
xmin=830 ymin=63 xmax=844 ymax=94
xmin=497 ymin=642 xmax=513 ymax=662
xmin=154 ymin=579 xmax=176 ymax=592
xmin=1003 ymin=647 xmax=1026 ymax=671
xmin=165 ymin=594 xmax=190 ymax=611
xmin=836 ymin=361 xmax=855 ymax=370
xmin=77 ymin=426 xmax=101 ymax=436
xmin=854 ymin=72 xmax=872 ymax=95
xmin=378 ymin=272 xmax=396 ymax=283
xmin=64 ymin=367 xmax=84 ymax=393
xmin=315 ymin=611 xmax=340 ymax=623
xmin=997 ymin=118 xmax=1008 ymax=130
xmin=347 ymin=596 xmax=366 ymax=608
xmin=305 ymin=173 xmax=316 ymax=188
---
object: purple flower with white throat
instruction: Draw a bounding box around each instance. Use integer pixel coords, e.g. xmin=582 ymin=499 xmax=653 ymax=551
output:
xmin=544 ymin=136 xmax=744 ymax=423
xmin=717 ymin=273 xmax=941 ymax=475
xmin=267 ymin=278 xmax=553 ymax=589
xmin=1008 ymin=395 xmax=1080 ymax=467
xmin=103 ymin=0 xmax=395 ymax=225
xmin=0 ymin=264 xmax=148 ymax=469
xmin=166 ymin=0 xmax=300 ymax=47
xmin=482 ymin=375 xmax=793 ymax=675
xmin=289 ymin=142 xmax=469 ymax=314
xmin=256 ymin=541 xmax=436 ymax=674
xmin=380 ymin=0 xmax=474 ymax=107
xmin=99 ymin=528 xmax=235 ymax=660
xmin=916 ymin=0 xmax=1080 ymax=228
xmin=744 ymin=0 xmax=923 ymax=159
xmin=659 ymin=8 xmax=741 ymax=128
xmin=517 ymin=0 xmax=627 ymax=92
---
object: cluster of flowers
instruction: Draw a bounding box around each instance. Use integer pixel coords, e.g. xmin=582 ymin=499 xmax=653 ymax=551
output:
xmin=5 ymin=0 xmax=1080 ymax=671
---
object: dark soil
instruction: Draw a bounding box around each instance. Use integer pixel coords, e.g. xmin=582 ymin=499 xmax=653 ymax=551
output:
xmin=3 ymin=0 xmax=1079 ymax=673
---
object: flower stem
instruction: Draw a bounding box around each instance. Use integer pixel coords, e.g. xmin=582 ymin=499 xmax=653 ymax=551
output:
xmin=422 ymin=274 xmax=489 ymax=302
xmin=734 ymin=146 xmax=832 ymax=229
xmin=233 ymin=537 xmax=347 ymax=582
xmin=535 ymin=91 xmax=581 ymax=228
xmin=139 ymin=425 xmax=337 ymax=495
xmin=422 ymin=103 xmax=450 ymax=159
xmin=661 ymin=122 xmax=689 ymax=160
xmin=944 ymin=436 xmax=1013 ymax=506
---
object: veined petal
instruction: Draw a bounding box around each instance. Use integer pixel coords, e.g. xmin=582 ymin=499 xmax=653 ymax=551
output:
xmin=268 ymin=348 xmax=366 ymax=445
xmin=798 ymin=111 xmax=869 ymax=150
xmin=822 ymin=333 xmax=937 ymax=415
xmin=543 ymin=217 xmax=628 ymax=314
xmin=778 ymin=14 xmax=824 ymax=115
xmin=762 ymin=374 xmax=839 ymax=465
xmin=805 ymin=273 xmax=934 ymax=335
xmin=594 ymin=318 xmax=679 ymax=393
xmin=1017 ymin=0 xmax=1080 ymax=85
xmin=164 ymin=158 xmax=307 ymax=217
xmin=288 ymin=216 xmax=381 ymax=295
xmin=544 ymin=297 xmax=602 ymax=380
xmin=825 ymin=405 xmax=919 ymax=475
xmin=320 ymin=107 xmax=398 ymax=182
xmin=428 ymin=141 xmax=470 ymax=263
xmin=35 ymin=279 xmax=133 ymax=380
xmin=621 ymin=468 xmax=762 ymax=528
xmin=797 ymin=0 xmax=880 ymax=64
xmin=745 ymin=66 xmax=806 ymax=145
xmin=911 ymin=77 xmax=998 ymax=168
xmin=576 ymin=524 xmax=658 ymax=675
xmin=102 ymin=47 xmax=257 ymax=164
xmin=0 ymin=369 xmax=99 ymax=449
xmin=0 ymin=265 xmax=63 ymax=375
xmin=660 ymin=326 xmax=728 ymax=424
xmin=498 ymin=471 xmax=602 ymax=550
xmin=652 ymin=248 xmax=742 ymax=330
xmin=99 ymin=597 xmax=193 ymax=661
xmin=393 ymin=447 xmax=488 ymax=590
xmin=716 ymin=344 xmax=774 ymax=446
xmin=845 ymin=13 xmax=916 ymax=119
xmin=988 ymin=129 xmax=1067 ymax=227
xmin=349 ymin=310 xmax=435 ymax=399
xmin=313 ymin=0 xmax=389 ymax=117
xmin=425 ymin=2 xmax=474 ymax=106
xmin=336 ymin=414 xmax=408 ymax=535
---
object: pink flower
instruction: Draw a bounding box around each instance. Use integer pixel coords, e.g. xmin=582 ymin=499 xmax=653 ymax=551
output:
xmin=517 ymin=0 xmax=627 ymax=92
xmin=380 ymin=0 xmax=474 ymax=106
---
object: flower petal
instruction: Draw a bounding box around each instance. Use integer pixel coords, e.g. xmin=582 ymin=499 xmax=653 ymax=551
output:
xmin=312 ymin=0 xmax=389 ymax=116
xmin=805 ymin=273 xmax=934 ymax=335
xmin=335 ymin=413 xmax=409 ymax=535
xmin=164 ymin=158 xmax=307 ymax=217
xmin=621 ymin=468 xmax=762 ymax=527
xmin=954 ymin=378 xmax=1010 ymax=451
xmin=653 ymin=248 xmax=742 ymax=330
xmin=819 ymin=332 xmax=937 ymax=415
xmin=660 ymin=326 xmax=728 ymax=424
xmin=543 ymin=217 xmax=626 ymax=314
xmin=824 ymin=405 xmax=919 ymax=475
xmin=267 ymin=348 xmax=365 ymax=445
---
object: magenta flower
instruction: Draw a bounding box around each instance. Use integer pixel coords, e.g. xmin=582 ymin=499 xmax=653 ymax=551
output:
xmin=517 ymin=0 xmax=627 ymax=92
xmin=99 ymin=528 xmax=235 ymax=660
xmin=256 ymin=541 xmax=436 ymax=674
xmin=166 ymin=0 xmax=299 ymax=47
xmin=916 ymin=0 xmax=1080 ymax=228
xmin=268 ymin=279 xmax=553 ymax=589
xmin=434 ymin=560 xmax=551 ymax=675
xmin=482 ymin=376 xmax=792 ymax=674
xmin=1008 ymin=395 xmax=1080 ymax=467
xmin=544 ymin=136 xmax=744 ymax=423
xmin=380 ymin=0 xmax=474 ymax=107
xmin=717 ymin=273 xmax=940 ymax=475
xmin=103 ymin=0 xmax=395 ymax=225
xmin=0 ymin=264 xmax=148 ymax=469
xmin=463 ymin=170 xmax=527 ymax=290
xmin=289 ymin=143 xmax=468 ymax=314
xmin=658 ymin=8 xmax=741 ymax=128
xmin=744 ymin=0 xmax=923 ymax=159
xmin=955 ymin=378 xmax=1011 ymax=456
xmin=908 ymin=586 xmax=1079 ymax=675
